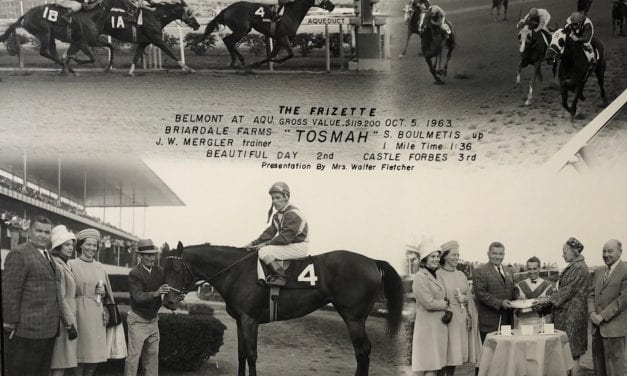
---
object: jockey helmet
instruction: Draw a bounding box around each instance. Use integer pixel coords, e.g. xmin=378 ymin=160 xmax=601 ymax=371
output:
xmin=569 ymin=11 xmax=584 ymax=24
xmin=269 ymin=182 xmax=290 ymax=197
xmin=529 ymin=8 xmax=538 ymax=17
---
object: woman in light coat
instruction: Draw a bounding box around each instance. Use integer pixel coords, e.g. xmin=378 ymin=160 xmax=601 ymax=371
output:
xmin=412 ymin=242 xmax=448 ymax=376
xmin=50 ymin=225 xmax=79 ymax=376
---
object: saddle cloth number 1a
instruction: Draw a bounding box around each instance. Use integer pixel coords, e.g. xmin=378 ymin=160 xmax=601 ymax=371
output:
xmin=43 ymin=7 xmax=59 ymax=22
xmin=297 ymin=264 xmax=318 ymax=286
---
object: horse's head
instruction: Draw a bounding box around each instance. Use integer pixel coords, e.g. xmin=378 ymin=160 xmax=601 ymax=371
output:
xmin=174 ymin=0 xmax=200 ymax=30
xmin=315 ymin=0 xmax=335 ymax=12
xmin=161 ymin=241 xmax=193 ymax=310
xmin=517 ymin=25 xmax=534 ymax=54
xmin=418 ymin=10 xmax=428 ymax=33
xmin=545 ymin=28 xmax=566 ymax=63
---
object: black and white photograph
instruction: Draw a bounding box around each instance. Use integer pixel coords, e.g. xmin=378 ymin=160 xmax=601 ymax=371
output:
xmin=1 ymin=0 xmax=627 ymax=372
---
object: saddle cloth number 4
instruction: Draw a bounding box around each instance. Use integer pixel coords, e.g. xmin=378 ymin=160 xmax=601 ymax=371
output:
xmin=43 ymin=7 xmax=59 ymax=22
xmin=255 ymin=6 xmax=265 ymax=17
xmin=297 ymin=264 xmax=318 ymax=286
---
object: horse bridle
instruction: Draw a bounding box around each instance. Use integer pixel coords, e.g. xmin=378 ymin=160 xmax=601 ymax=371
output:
xmin=164 ymin=250 xmax=259 ymax=294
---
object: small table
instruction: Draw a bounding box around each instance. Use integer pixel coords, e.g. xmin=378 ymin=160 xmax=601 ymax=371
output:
xmin=477 ymin=329 xmax=574 ymax=376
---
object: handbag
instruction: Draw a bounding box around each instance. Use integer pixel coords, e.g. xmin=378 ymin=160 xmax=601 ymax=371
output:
xmin=441 ymin=309 xmax=453 ymax=324
xmin=105 ymin=303 xmax=121 ymax=327
xmin=106 ymin=323 xmax=128 ymax=359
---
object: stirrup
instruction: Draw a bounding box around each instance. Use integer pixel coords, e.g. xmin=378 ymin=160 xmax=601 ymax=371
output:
xmin=266 ymin=275 xmax=287 ymax=287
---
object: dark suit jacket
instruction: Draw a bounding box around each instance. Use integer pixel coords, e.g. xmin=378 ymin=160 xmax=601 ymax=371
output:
xmin=589 ymin=261 xmax=627 ymax=338
xmin=473 ymin=263 xmax=514 ymax=332
xmin=2 ymin=242 xmax=61 ymax=339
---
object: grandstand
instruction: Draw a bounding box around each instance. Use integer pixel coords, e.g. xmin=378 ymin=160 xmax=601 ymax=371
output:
xmin=0 ymin=150 xmax=184 ymax=271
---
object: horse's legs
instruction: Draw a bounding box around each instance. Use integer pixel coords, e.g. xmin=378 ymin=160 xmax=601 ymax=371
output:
xmin=223 ymin=30 xmax=249 ymax=67
xmin=595 ymin=59 xmax=608 ymax=106
xmin=273 ymin=36 xmax=295 ymax=64
xmin=525 ymin=62 xmax=540 ymax=106
xmin=399 ymin=30 xmax=413 ymax=57
xmin=34 ymin=31 xmax=66 ymax=70
xmin=516 ymin=62 xmax=523 ymax=86
xmin=341 ymin=317 xmax=371 ymax=376
xmin=503 ymin=0 xmax=508 ymax=20
xmin=129 ymin=43 xmax=149 ymax=77
xmin=63 ymin=42 xmax=86 ymax=76
xmin=86 ymin=39 xmax=114 ymax=71
xmin=425 ymin=55 xmax=444 ymax=84
xmin=569 ymin=84 xmax=583 ymax=121
xmin=71 ymin=43 xmax=97 ymax=65
xmin=236 ymin=321 xmax=247 ymax=376
xmin=441 ymin=43 xmax=453 ymax=77
xmin=238 ymin=315 xmax=259 ymax=376
xmin=149 ymin=37 xmax=194 ymax=73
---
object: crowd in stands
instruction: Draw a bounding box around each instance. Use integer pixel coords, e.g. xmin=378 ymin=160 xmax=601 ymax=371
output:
xmin=1 ymin=208 xmax=138 ymax=267
xmin=0 ymin=175 xmax=134 ymax=238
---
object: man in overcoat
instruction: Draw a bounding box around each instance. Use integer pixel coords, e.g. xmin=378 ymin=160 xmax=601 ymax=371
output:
xmin=2 ymin=215 xmax=61 ymax=376
xmin=589 ymin=239 xmax=627 ymax=376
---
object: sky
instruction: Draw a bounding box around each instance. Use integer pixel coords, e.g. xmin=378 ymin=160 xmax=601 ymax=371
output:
xmin=90 ymin=157 xmax=627 ymax=273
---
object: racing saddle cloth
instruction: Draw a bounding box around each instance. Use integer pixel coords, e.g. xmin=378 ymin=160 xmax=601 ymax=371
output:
xmin=260 ymin=256 xmax=320 ymax=289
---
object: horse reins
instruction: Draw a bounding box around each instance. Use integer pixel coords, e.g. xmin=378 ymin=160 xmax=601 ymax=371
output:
xmin=165 ymin=250 xmax=259 ymax=294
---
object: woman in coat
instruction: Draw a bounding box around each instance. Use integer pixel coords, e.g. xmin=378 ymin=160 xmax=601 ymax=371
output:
xmin=50 ymin=225 xmax=79 ymax=376
xmin=412 ymin=241 xmax=448 ymax=376
xmin=68 ymin=228 xmax=114 ymax=376
xmin=540 ymin=237 xmax=590 ymax=376
xmin=436 ymin=241 xmax=482 ymax=376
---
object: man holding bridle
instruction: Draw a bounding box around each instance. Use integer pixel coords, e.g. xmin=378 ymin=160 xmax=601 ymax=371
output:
xmin=245 ymin=182 xmax=309 ymax=287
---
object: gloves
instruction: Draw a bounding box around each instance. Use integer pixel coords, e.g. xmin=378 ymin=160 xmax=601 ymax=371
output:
xmin=67 ymin=325 xmax=78 ymax=340
xmin=532 ymin=301 xmax=554 ymax=316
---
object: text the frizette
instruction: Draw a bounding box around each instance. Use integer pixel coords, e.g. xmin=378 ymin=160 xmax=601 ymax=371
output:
xmin=278 ymin=106 xmax=377 ymax=117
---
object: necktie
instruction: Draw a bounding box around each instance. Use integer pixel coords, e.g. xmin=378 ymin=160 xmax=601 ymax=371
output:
xmin=498 ymin=266 xmax=505 ymax=282
xmin=603 ymin=266 xmax=611 ymax=284
xmin=43 ymin=250 xmax=55 ymax=273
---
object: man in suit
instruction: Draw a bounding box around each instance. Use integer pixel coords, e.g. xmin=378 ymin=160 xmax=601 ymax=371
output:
xmin=124 ymin=238 xmax=171 ymax=376
xmin=588 ymin=239 xmax=627 ymax=376
xmin=2 ymin=215 xmax=61 ymax=376
xmin=473 ymin=242 xmax=515 ymax=342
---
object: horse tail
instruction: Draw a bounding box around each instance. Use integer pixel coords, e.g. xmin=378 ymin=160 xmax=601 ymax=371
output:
xmin=203 ymin=11 xmax=224 ymax=37
xmin=375 ymin=260 xmax=404 ymax=337
xmin=0 ymin=16 xmax=24 ymax=43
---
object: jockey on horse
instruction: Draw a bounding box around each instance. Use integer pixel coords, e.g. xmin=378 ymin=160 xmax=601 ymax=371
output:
xmin=244 ymin=182 xmax=309 ymax=287
xmin=518 ymin=8 xmax=551 ymax=35
xmin=564 ymin=11 xmax=596 ymax=64
xmin=425 ymin=5 xmax=451 ymax=41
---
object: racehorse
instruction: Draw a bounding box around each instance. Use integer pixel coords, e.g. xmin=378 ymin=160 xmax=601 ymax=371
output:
xmin=101 ymin=1 xmax=200 ymax=76
xmin=545 ymin=28 xmax=608 ymax=121
xmin=0 ymin=0 xmax=121 ymax=75
xmin=399 ymin=0 xmax=427 ymax=57
xmin=195 ymin=0 xmax=335 ymax=68
xmin=161 ymin=242 xmax=404 ymax=376
xmin=516 ymin=25 xmax=553 ymax=105
xmin=612 ymin=0 xmax=626 ymax=35
xmin=418 ymin=10 xmax=455 ymax=84
xmin=491 ymin=0 xmax=507 ymax=21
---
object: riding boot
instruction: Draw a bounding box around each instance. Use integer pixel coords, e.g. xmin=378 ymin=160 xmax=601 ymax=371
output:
xmin=266 ymin=260 xmax=287 ymax=287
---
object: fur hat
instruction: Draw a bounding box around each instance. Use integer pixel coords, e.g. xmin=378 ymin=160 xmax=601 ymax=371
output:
xmin=51 ymin=225 xmax=76 ymax=251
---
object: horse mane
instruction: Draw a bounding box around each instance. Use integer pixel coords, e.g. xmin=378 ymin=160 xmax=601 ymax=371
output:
xmin=183 ymin=243 xmax=249 ymax=257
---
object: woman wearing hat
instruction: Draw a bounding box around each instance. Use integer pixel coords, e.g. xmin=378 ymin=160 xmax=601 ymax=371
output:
xmin=50 ymin=225 xmax=79 ymax=376
xmin=69 ymin=228 xmax=114 ymax=376
xmin=245 ymin=182 xmax=309 ymax=287
xmin=436 ymin=241 xmax=481 ymax=376
xmin=411 ymin=240 xmax=448 ymax=376
xmin=536 ymin=237 xmax=590 ymax=376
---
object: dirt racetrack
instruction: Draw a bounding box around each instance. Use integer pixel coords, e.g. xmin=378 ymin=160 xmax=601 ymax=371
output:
xmin=0 ymin=0 xmax=626 ymax=168
xmin=98 ymin=305 xmax=403 ymax=376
